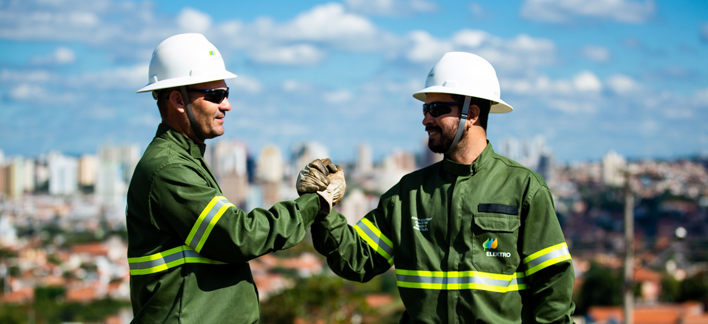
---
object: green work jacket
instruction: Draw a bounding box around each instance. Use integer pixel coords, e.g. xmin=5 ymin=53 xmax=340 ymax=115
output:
xmin=312 ymin=143 xmax=575 ymax=323
xmin=126 ymin=124 xmax=322 ymax=323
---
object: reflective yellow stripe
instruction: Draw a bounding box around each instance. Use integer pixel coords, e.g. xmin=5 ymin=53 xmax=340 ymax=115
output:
xmin=395 ymin=269 xmax=527 ymax=293
xmin=354 ymin=218 xmax=394 ymax=265
xmin=186 ymin=196 xmax=222 ymax=247
xmin=186 ymin=196 xmax=235 ymax=253
xmin=128 ymin=245 xmax=226 ymax=276
xmin=195 ymin=201 xmax=235 ymax=252
xmin=523 ymin=242 xmax=572 ymax=276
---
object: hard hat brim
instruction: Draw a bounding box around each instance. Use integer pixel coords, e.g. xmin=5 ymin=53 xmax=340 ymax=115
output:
xmin=136 ymin=70 xmax=238 ymax=93
xmin=413 ymin=86 xmax=513 ymax=113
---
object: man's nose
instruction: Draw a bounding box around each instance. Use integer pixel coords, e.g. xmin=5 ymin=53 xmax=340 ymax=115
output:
xmin=220 ymin=97 xmax=232 ymax=111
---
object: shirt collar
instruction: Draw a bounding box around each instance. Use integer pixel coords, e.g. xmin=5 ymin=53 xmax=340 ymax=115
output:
xmin=155 ymin=123 xmax=207 ymax=159
xmin=441 ymin=141 xmax=495 ymax=176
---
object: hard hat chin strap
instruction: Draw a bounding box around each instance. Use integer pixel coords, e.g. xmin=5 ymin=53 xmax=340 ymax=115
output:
xmin=445 ymin=96 xmax=471 ymax=155
xmin=180 ymin=86 xmax=206 ymax=142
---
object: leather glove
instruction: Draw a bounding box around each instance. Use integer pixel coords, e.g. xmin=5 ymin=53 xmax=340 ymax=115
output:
xmin=296 ymin=159 xmax=331 ymax=196
xmin=325 ymin=165 xmax=346 ymax=207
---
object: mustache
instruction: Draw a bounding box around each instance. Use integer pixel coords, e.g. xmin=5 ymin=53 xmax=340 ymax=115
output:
xmin=425 ymin=126 xmax=441 ymax=133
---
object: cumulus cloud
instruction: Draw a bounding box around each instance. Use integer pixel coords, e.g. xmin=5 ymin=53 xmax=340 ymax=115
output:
xmin=30 ymin=47 xmax=76 ymax=65
xmin=582 ymin=46 xmax=611 ymax=62
xmin=606 ymin=74 xmax=639 ymax=95
xmin=70 ymin=64 xmax=147 ymax=90
xmin=230 ymin=75 xmax=263 ymax=94
xmin=344 ymin=0 xmax=437 ymax=16
xmin=248 ymin=44 xmax=326 ymax=66
xmin=573 ymin=71 xmax=602 ymax=92
xmin=177 ymin=8 xmax=212 ymax=33
xmin=324 ymin=90 xmax=353 ymax=104
xmin=0 ymin=69 xmax=53 ymax=83
xmin=521 ymin=0 xmax=655 ymax=24
xmin=695 ymin=87 xmax=708 ymax=106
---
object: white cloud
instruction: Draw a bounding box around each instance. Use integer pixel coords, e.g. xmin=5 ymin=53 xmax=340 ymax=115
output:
xmin=606 ymin=74 xmax=639 ymax=95
xmin=324 ymin=90 xmax=353 ymax=104
xmin=503 ymin=71 xmax=602 ymax=96
xmin=8 ymin=83 xmax=76 ymax=102
xmin=9 ymin=84 xmax=44 ymax=100
xmin=282 ymin=3 xmax=377 ymax=42
xmin=345 ymin=0 xmax=436 ymax=16
xmin=282 ymin=80 xmax=314 ymax=93
xmin=521 ymin=0 xmax=655 ymax=24
xmin=177 ymin=8 xmax=212 ymax=33
xmin=405 ymin=30 xmax=454 ymax=62
xmin=582 ymin=46 xmax=611 ymax=62
xmin=694 ymin=87 xmax=708 ymax=106
xmin=248 ymin=44 xmax=326 ymax=66
xmin=573 ymin=71 xmax=602 ymax=92
xmin=548 ymin=100 xmax=596 ymax=114
xmin=0 ymin=69 xmax=53 ymax=82
xmin=452 ymin=29 xmax=491 ymax=48
xmin=229 ymin=75 xmax=262 ymax=94
xmin=30 ymin=47 xmax=76 ymax=65
xmin=71 ymin=64 xmax=147 ymax=89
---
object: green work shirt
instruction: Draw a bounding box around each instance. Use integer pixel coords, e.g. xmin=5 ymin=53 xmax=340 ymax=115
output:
xmin=312 ymin=143 xmax=575 ymax=323
xmin=126 ymin=124 xmax=322 ymax=323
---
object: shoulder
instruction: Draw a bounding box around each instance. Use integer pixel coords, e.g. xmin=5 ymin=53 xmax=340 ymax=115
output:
xmin=131 ymin=138 xmax=199 ymax=188
xmin=488 ymin=152 xmax=548 ymax=189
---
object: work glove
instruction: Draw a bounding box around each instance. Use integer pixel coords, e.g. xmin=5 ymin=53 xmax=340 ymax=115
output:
xmin=296 ymin=158 xmax=346 ymax=215
xmin=296 ymin=159 xmax=332 ymax=195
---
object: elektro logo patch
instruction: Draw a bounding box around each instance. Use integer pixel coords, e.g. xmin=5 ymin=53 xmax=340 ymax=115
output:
xmin=483 ymin=238 xmax=511 ymax=258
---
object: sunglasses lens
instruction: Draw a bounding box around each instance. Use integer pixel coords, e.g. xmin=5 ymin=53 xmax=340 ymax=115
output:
xmin=205 ymin=90 xmax=228 ymax=104
xmin=423 ymin=103 xmax=452 ymax=117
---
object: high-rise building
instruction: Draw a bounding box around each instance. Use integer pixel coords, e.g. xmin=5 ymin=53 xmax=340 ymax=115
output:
xmin=211 ymin=140 xmax=249 ymax=208
xmin=602 ymin=150 xmax=626 ymax=187
xmin=7 ymin=157 xmax=25 ymax=198
xmin=79 ymin=154 xmax=98 ymax=187
xmin=256 ymin=145 xmax=284 ymax=183
xmin=96 ymin=144 xmax=139 ymax=208
xmin=23 ymin=159 xmax=35 ymax=193
xmin=48 ymin=152 xmax=78 ymax=196
xmin=356 ymin=143 xmax=373 ymax=175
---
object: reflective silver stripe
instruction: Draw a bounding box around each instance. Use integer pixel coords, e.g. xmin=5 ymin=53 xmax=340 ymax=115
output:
xmin=129 ymin=249 xmax=184 ymax=270
xmin=525 ymin=246 xmax=570 ymax=270
xmin=356 ymin=220 xmax=394 ymax=257
xmin=394 ymin=269 xmax=527 ymax=292
xmin=397 ymin=274 xmax=513 ymax=287
xmin=189 ymin=198 xmax=227 ymax=250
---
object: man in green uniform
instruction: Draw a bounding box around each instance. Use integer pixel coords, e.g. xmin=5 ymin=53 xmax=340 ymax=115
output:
xmin=304 ymin=52 xmax=575 ymax=323
xmin=127 ymin=33 xmax=344 ymax=323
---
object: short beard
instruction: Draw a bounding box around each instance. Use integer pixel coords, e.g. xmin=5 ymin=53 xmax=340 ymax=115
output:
xmin=427 ymin=125 xmax=456 ymax=154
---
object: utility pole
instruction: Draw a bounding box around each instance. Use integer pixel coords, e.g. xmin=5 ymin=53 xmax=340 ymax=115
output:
xmin=623 ymin=170 xmax=634 ymax=324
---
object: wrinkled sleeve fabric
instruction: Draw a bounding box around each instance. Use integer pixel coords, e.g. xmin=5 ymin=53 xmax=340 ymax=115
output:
xmin=311 ymin=186 xmax=398 ymax=283
xmin=150 ymin=163 xmax=321 ymax=264
xmin=521 ymin=183 xmax=576 ymax=324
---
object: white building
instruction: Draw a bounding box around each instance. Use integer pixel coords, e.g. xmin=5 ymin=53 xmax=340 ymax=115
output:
xmin=292 ymin=142 xmax=329 ymax=172
xmin=356 ymin=143 xmax=373 ymax=175
xmin=79 ymin=154 xmax=98 ymax=187
xmin=48 ymin=152 xmax=78 ymax=195
xmin=256 ymin=145 xmax=284 ymax=183
xmin=210 ymin=140 xmax=249 ymax=207
xmin=602 ymin=150 xmax=627 ymax=187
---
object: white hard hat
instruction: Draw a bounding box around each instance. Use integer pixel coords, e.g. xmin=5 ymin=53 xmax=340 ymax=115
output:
xmin=136 ymin=33 xmax=237 ymax=93
xmin=413 ymin=52 xmax=513 ymax=113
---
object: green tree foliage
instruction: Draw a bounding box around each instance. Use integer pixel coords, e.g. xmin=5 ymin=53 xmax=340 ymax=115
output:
xmin=574 ymin=263 xmax=623 ymax=315
xmin=677 ymin=273 xmax=708 ymax=303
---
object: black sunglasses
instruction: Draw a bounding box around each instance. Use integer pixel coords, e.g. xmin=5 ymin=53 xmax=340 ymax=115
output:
xmin=422 ymin=101 xmax=458 ymax=117
xmin=187 ymin=87 xmax=229 ymax=104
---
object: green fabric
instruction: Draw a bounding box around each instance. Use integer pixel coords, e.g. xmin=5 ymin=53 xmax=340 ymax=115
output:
xmin=312 ymin=142 xmax=575 ymax=323
xmin=127 ymin=123 xmax=321 ymax=323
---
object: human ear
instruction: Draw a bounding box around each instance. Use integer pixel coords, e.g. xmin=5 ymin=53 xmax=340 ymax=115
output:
xmin=168 ymin=90 xmax=186 ymax=113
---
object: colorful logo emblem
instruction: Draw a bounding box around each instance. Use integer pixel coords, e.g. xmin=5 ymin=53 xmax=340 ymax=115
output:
xmin=483 ymin=238 xmax=498 ymax=251
xmin=209 ymin=50 xmax=215 ymax=56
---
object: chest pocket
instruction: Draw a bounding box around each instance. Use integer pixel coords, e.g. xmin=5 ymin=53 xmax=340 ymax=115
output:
xmin=472 ymin=204 xmax=521 ymax=275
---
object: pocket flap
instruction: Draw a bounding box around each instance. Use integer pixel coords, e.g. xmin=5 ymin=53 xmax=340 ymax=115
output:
xmin=474 ymin=215 xmax=520 ymax=232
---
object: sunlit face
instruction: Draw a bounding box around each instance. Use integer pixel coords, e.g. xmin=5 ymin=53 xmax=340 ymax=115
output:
xmin=186 ymin=80 xmax=231 ymax=140
xmin=422 ymin=93 xmax=460 ymax=154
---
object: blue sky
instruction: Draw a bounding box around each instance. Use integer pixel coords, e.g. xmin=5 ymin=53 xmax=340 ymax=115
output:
xmin=1 ymin=0 xmax=707 ymax=163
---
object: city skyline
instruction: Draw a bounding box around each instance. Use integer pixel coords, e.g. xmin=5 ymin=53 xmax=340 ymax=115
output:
xmin=1 ymin=1 xmax=707 ymax=163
